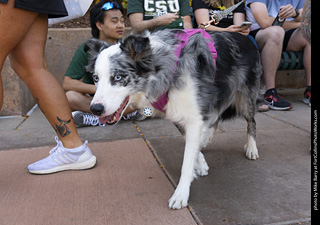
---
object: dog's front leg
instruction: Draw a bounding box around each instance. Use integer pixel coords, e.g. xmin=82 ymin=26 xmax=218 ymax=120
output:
xmin=168 ymin=121 xmax=202 ymax=209
xmin=244 ymin=117 xmax=259 ymax=160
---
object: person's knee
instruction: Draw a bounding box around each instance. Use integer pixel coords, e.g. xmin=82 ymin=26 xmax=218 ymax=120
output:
xmin=9 ymin=53 xmax=43 ymax=79
xmin=255 ymin=26 xmax=284 ymax=50
xmin=267 ymin=26 xmax=285 ymax=44
xmin=294 ymin=29 xmax=310 ymax=48
xmin=65 ymin=91 xmax=92 ymax=112
xmin=65 ymin=91 xmax=79 ymax=110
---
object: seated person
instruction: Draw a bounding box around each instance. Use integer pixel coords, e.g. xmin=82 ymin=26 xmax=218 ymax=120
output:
xmin=193 ymin=0 xmax=250 ymax=36
xmin=127 ymin=0 xmax=193 ymax=34
xmin=63 ymin=0 xmax=145 ymax=127
xmin=246 ymin=0 xmax=311 ymax=110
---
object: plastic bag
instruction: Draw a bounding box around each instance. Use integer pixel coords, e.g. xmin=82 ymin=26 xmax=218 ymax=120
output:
xmin=48 ymin=0 xmax=93 ymax=26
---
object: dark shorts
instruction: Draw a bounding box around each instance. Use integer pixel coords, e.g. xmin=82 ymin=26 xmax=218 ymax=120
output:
xmin=0 ymin=0 xmax=68 ymax=18
xmin=249 ymin=28 xmax=297 ymax=51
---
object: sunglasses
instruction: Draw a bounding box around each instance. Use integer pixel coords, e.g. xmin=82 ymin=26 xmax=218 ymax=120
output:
xmin=101 ymin=2 xmax=120 ymax=11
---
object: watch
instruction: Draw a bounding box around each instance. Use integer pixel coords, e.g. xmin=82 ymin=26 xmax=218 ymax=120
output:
xmin=292 ymin=9 xmax=300 ymax=18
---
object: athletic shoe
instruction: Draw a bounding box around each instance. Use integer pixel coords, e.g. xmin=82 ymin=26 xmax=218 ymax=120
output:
xmin=72 ymin=111 xmax=100 ymax=127
xmin=28 ymin=136 xmax=96 ymax=174
xmin=122 ymin=109 xmax=147 ymax=121
xmin=303 ymin=87 xmax=311 ymax=107
xmin=264 ymin=88 xmax=293 ymax=110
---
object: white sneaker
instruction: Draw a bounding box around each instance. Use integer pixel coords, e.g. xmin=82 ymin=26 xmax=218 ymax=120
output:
xmin=28 ymin=136 xmax=97 ymax=174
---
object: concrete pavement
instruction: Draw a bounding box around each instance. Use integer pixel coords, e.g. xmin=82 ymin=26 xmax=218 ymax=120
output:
xmin=0 ymin=88 xmax=311 ymax=225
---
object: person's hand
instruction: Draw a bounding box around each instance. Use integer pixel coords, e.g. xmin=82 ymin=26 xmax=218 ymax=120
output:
xmin=225 ymin=25 xmax=243 ymax=33
xmin=225 ymin=25 xmax=250 ymax=36
xmin=155 ymin=13 xmax=179 ymax=26
xmin=238 ymin=27 xmax=250 ymax=36
xmin=279 ymin=4 xmax=297 ymax=19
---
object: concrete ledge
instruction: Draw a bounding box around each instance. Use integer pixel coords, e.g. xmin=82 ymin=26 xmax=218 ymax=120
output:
xmin=1 ymin=27 xmax=305 ymax=116
xmin=1 ymin=59 xmax=34 ymax=116
xmin=275 ymin=70 xmax=306 ymax=88
xmin=45 ymin=28 xmax=92 ymax=84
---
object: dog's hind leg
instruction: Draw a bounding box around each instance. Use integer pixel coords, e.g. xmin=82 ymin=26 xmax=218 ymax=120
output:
xmin=200 ymin=125 xmax=215 ymax=149
xmin=195 ymin=121 xmax=219 ymax=177
xmin=168 ymin=120 xmax=203 ymax=209
xmin=194 ymin=151 xmax=209 ymax=177
xmin=200 ymin=115 xmax=219 ymax=149
xmin=195 ymin=118 xmax=220 ymax=177
xmin=244 ymin=117 xmax=259 ymax=160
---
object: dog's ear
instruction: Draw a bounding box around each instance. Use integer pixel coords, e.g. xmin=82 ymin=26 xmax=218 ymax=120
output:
xmin=120 ymin=35 xmax=153 ymax=75
xmin=120 ymin=35 xmax=151 ymax=62
xmin=84 ymin=38 xmax=110 ymax=73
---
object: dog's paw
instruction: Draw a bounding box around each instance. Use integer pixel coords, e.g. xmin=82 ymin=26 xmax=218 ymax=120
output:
xmin=168 ymin=188 xmax=190 ymax=209
xmin=244 ymin=143 xmax=259 ymax=160
xmin=194 ymin=152 xmax=209 ymax=177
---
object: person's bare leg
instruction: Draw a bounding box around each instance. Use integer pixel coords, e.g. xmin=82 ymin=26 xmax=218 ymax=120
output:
xmin=0 ymin=74 xmax=3 ymax=110
xmin=286 ymin=29 xmax=311 ymax=86
xmin=0 ymin=0 xmax=38 ymax=109
xmin=8 ymin=13 xmax=82 ymax=148
xmin=255 ymin=26 xmax=285 ymax=90
xmin=66 ymin=91 xmax=93 ymax=113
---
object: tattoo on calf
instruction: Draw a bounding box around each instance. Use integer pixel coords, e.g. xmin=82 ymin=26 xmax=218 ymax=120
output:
xmin=55 ymin=117 xmax=71 ymax=137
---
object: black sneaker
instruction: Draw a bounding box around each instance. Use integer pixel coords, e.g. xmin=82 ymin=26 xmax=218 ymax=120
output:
xmin=72 ymin=111 xmax=101 ymax=127
xmin=303 ymin=87 xmax=311 ymax=107
xmin=264 ymin=89 xmax=293 ymax=111
xmin=122 ymin=110 xmax=147 ymax=121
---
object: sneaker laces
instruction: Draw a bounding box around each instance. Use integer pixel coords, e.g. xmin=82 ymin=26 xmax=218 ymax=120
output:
xmin=82 ymin=114 xmax=99 ymax=126
xmin=48 ymin=136 xmax=79 ymax=164
xmin=49 ymin=136 xmax=63 ymax=155
xmin=122 ymin=110 xmax=138 ymax=120
xmin=122 ymin=110 xmax=147 ymax=121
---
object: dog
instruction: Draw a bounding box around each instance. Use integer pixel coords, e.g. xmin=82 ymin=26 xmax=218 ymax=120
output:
xmin=84 ymin=29 xmax=263 ymax=209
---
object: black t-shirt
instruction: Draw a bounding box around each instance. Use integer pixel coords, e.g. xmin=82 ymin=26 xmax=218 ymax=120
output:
xmin=192 ymin=0 xmax=245 ymax=28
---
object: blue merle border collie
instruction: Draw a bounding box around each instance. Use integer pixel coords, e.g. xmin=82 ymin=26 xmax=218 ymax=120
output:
xmin=84 ymin=29 xmax=263 ymax=209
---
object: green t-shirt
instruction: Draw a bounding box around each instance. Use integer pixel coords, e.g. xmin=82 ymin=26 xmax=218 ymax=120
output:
xmin=64 ymin=42 xmax=94 ymax=85
xmin=127 ymin=0 xmax=192 ymax=30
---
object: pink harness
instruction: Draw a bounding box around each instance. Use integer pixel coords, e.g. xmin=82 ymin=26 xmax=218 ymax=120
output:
xmin=151 ymin=29 xmax=218 ymax=113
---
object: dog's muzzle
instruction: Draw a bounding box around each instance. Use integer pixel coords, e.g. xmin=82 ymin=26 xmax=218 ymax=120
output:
xmin=90 ymin=103 xmax=105 ymax=116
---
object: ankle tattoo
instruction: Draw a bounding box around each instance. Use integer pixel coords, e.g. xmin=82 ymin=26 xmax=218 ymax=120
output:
xmin=55 ymin=116 xmax=71 ymax=137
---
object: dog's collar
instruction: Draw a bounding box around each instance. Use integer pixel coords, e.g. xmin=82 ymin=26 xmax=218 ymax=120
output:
xmin=151 ymin=29 xmax=217 ymax=113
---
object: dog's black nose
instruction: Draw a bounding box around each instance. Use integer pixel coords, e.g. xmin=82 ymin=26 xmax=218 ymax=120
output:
xmin=90 ymin=103 xmax=105 ymax=116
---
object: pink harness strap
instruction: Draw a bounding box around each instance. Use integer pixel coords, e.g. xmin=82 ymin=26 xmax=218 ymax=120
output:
xmin=151 ymin=29 xmax=217 ymax=113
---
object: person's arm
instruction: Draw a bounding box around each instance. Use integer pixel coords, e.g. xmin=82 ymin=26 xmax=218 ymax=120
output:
xmin=279 ymin=4 xmax=302 ymax=30
xmin=282 ymin=20 xmax=300 ymax=30
xmin=279 ymin=4 xmax=302 ymax=22
xmin=233 ymin=12 xmax=250 ymax=36
xmin=182 ymin=15 xmax=193 ymax=29
xmin=179 ymin=0 xmax=192 ymax=29
xmin=194 ymin=8 xmax=247 ymax=34
xmin=301 ymin=0 xmax=311 ymax=43
xmin=129 ymin=12 xmax=179 ymax=34
xmin=249 ymin=2 xmax=275 ymax=29
xmin=250 ymin=2 xmax=301 ymax=30
xmin=63 ymin=76 xmax=96 ymax=95
xmin=194 ymin=8 xmax=226 ymax=31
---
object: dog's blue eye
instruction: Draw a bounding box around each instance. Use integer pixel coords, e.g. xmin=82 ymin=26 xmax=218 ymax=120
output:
xmin=114 ymin=75 xmax=122 ymax=81
xmin=93 ymin=75 xmax=99 ymax=83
